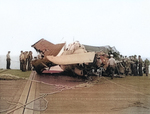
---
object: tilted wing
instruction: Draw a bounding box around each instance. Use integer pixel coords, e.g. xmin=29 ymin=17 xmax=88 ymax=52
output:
xmin=46 ymin=52 xmax=95 ymax=65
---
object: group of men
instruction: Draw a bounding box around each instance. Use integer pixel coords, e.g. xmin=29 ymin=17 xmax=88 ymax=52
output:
xmin=107 ymin=54 xmax=150 ymax=79
xmin=122 ymin=55 xmax=149 ymax=76
xmin=6 ymin=51 xmax=33 ymax=71
xmin=6 ymin=50 xmax=150 ymax=78
xmin=19 ymin=51 xmax=33 ymax=71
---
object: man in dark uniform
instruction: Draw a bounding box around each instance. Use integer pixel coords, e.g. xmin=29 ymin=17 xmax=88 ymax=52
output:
xmin=19 ymin=51 xmax=23 ymax=70
xmin=138 ymin=55 xmax=143 ymax=76
xmin=129 ymin=56 xmax=134 ymax=76
xmin=133 ymin=55 xmax=138 ymax=76
xmin=27 ymin=51 xmax=33 ymax=70
xmin=144 ymin=58 xmax=149 ymax=76
xmin=6 ymin=51 xmax=11 ymax=69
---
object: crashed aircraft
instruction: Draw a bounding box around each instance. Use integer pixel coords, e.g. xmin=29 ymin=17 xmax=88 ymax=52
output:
xmin=31 ymin=39 xmax=121 ymax=77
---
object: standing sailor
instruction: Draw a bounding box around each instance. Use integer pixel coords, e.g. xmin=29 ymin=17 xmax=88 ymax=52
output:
xmin=138 ymin=55 xmax=143 ymax=76
xmin=6 ymin=51 xmax=11 ymax=69
xmin=27 ymin=51 xmax=33 ymax=70
xmin=20 ymin=51 xmax=24 ymax=71
xmin=144 ymin=58 xmax=149 ymax=76
xmin=108 ymin=54 xmax=116 ymax=79
xmin=19 ymin=51 xmax=23 ymax=70
xmin=133 ymin=55 xmax=138 ymax=76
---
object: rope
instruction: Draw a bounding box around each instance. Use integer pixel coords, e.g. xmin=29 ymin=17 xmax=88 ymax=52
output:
xmin=2 ymin=73 xmax=150 ymax=113
xmin=0 ymin=100 xmax=23 ymax=113
xmin=5 ymin=94 xmax=48 ymax=114
xmin=1 ymin=75 xmax=90 ymax=114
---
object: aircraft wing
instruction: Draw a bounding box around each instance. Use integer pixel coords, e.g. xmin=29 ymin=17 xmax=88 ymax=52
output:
xmin=46 ymin=52 xmax=95 ymax=65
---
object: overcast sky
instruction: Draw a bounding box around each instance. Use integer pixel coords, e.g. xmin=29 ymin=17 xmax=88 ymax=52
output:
xmin=0 ymin=0 xmax=150 ymax=58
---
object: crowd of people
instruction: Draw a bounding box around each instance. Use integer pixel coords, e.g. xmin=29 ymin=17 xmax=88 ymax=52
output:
xmin=6 ymin=51 xmax=33 ymax=72
xmin=5 ymin=50 xmax=150 ymax=77
xmin=121 ymin=55 xmax=149 ymax=76
xmin=108 ymin=54 xmax=150 ymax=79
xmin=19 ymin=51 xmax=33 ymax=71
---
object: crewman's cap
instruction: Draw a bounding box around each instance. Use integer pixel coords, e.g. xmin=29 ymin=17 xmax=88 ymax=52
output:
xmin=110 ymin=54 xmax=113 ymax=57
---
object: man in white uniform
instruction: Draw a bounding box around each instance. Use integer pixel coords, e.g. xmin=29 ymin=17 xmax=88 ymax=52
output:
xmin=108 ymin=54 xmax=116 ymax=79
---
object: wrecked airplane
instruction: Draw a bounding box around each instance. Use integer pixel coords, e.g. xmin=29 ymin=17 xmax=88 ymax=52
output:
xmin=31 ymin=39 xmax=124 ymax=78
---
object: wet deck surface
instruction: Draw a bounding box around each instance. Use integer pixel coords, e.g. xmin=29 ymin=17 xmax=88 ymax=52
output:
xmin=1 ymin=71 xmax=150 ymax=114
xmin=0 ymin=80 xmax=27 ymax=114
